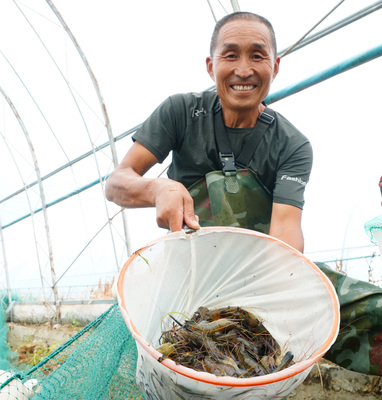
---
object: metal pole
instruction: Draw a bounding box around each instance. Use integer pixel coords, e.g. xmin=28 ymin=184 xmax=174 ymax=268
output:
xmin=230 ymin=0 xmax=241 ymax=12
xmin=0 ymin=87 xmax=61 ymax=323
xmin=279 ymin=0 xmax=346 ymax=58
xmin=278 ymin=1 xmax=382 ymax=57
xmin=206 ymin=0 xmax=217 ymax=22
xmin=266 ymin=44 xmax=382 ymax=104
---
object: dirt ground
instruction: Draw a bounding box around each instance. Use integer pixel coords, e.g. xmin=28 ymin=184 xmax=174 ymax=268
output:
xmin=290 ymin=359 xmax=382 ymax=399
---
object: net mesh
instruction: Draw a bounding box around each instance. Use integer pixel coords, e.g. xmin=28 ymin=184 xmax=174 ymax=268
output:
xmin=365 ymin=214 xmax=382 ymax=245
xmin=0 ymin=303 xmax=144 ymax=399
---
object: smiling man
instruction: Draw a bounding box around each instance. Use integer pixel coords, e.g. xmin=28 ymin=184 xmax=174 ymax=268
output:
xmin=105 ymin=12 xmax=313 ymax=252
xmin=105 ymin=16 xmax=382 ymax=375
xmin=206 ymin=16 xmax=278 ymax=127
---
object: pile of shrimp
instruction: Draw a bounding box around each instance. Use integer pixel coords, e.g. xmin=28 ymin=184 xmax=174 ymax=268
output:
xmin=156 ymin=306 xmax=294 ymax=378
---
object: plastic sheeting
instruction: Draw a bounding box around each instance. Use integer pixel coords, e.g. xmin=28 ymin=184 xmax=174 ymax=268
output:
xmin=118 ymin=227 xmax=340 ymax=399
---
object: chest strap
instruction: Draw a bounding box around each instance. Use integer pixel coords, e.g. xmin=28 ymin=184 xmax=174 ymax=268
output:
xmin=213 ymin=103 xmax=275 ymax=172
xmin=213 ymin=103 xmax=275 ymax=193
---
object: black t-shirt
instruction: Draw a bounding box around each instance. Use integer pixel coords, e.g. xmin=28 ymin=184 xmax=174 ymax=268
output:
xmin=133 ymin=91 xmax=313 ymax=209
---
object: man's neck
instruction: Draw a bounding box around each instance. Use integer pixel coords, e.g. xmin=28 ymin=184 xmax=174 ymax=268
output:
xmin=221 ymin=104 xmax=265 ymax=128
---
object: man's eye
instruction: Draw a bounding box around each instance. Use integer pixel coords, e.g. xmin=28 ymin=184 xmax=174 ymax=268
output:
xmin=225 ymin=54 xmax=237 ymax=59
xmin=252 ymin=54 xmax=263 ymax=60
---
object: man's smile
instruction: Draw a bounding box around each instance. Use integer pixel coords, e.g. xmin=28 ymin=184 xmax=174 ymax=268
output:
xmin=231 ymin=84 xmax=256 ymax=91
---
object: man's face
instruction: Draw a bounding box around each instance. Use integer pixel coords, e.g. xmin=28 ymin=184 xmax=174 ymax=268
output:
xmin=206 ymin=19 xmax=279 ymax=117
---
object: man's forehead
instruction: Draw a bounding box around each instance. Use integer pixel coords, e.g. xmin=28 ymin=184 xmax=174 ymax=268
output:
xmin=216 ymin=23 xmax=271 ymax=52
xmin=217 ymin=20 xmax=271 ymax=43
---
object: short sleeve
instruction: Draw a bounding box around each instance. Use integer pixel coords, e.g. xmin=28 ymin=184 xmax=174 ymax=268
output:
xmin=132 ymin=95 xmax=186 ymax=163
xmin=272 ymin=140 xmax=313 ymax=209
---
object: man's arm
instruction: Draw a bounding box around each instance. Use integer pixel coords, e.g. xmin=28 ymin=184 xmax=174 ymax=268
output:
xmin=105 ymin=142 xmax=200 ymax=232
xmin=269 ymin=203 xmax=304 ymax=252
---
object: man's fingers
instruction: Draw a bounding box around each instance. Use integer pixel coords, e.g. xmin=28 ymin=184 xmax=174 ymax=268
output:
xmin=183 ymin=197 xmax=200 ymax=230
xmin=154 ymin=179 xmax=200 ymax=231
xmin=168 ymin=209 xmax=185 ymax=232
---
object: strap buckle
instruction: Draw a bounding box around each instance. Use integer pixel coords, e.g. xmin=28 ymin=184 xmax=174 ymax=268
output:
xmin=258 ymin=112 xmax=275 ymax=125
xmin=219 ymin=152 xmax=237 ymax=174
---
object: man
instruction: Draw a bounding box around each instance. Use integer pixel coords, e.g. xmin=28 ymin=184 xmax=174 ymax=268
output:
xmin=106 ymin=11 xmax=312 ymax=253
xmin=107 ymin=12 xmax=382 ymax=377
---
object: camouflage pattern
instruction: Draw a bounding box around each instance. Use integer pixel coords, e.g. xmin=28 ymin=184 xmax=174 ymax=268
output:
xmin=188 ymin=169 xmax=272 ymax=234
xmin=316 ymin=262 xmax=382 ymax=376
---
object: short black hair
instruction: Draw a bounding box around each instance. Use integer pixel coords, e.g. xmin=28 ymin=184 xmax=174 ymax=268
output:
xmin=209 ymin=12 xmax=277 ymax=58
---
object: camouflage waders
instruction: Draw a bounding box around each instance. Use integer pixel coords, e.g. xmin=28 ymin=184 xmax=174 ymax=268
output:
xmin=316 ymin=262 xmax=382 ymax=375
xmin=188 ymin=168 xmax=272 ymax=233
xmin=187 ymin=106 xmax=382 ymax=376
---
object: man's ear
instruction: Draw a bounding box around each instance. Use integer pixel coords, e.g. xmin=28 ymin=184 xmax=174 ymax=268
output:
xmin=206 ymin=56 xmax=215 ymax=81
xmin=272 ymin=57 xmax=280 ymax=81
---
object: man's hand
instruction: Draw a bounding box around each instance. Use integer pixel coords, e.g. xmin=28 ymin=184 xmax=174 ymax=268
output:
xmin=105 ymin=142 xmax=200 ymax=232
xmin=152 ymin=179 xmax=200 ymax=232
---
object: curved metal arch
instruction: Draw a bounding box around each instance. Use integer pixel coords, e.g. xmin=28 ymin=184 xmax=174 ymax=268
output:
xmin=0 ymin=85 xmax=61 ymax=322
xmin=45 ymin=0 xmax=117 ymax=167
xmin=46 ymin=0 xmax=132 ymax=257
xmin=10 ymin=0 xmax=132 ymax=260
xmin=0 ymin=130 xmax=48 ymax=303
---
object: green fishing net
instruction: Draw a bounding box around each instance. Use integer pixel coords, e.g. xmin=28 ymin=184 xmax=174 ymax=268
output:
xmin=365 ymin=214 xmax=382 ymax=245
xmin=0 ymin=303 xmax=144 ymax=399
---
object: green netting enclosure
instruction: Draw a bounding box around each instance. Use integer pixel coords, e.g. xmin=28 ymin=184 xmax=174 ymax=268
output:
xmin=0 ymin=303 xmax=143 ymax=399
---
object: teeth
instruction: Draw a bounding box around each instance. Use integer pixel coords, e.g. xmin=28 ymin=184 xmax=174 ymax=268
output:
xmin=232 ymin=85 xmax=254 ymax=91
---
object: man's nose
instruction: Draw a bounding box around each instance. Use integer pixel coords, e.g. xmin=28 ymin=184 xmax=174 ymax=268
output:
xmin=234 ymin=58 xmax=254 ymax=79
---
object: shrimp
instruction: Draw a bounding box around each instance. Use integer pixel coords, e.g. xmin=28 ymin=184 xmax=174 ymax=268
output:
xmin=203 ymin=356 xmax=245 ymax=377
xmin=187 ymin=318 xmax=238 ymax=334
xmin=236 ymin=344 xmax=267 ymax=376
xmin=274 ymin=351 xmax=294 ymax=372
xmin=158 ymin=305 xmax=291 ymax=378
xmin=260 ymin=355 xmax=276 ymax=372
xmin=157 ymin=342 xmax=177 ymax=357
